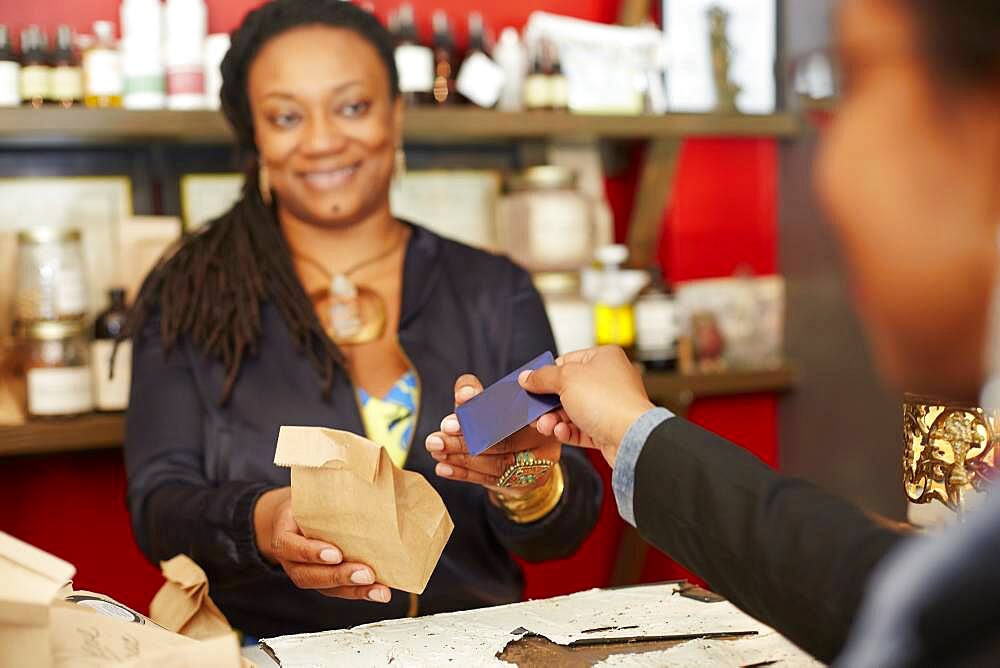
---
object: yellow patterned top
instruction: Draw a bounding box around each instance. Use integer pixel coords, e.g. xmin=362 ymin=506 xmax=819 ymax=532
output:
xmin=357 ymin=371 xmax=419 ymax=469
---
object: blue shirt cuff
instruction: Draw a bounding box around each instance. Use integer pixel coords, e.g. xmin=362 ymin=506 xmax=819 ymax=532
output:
xmin=611 ymin=407 xmax=675 ymax=526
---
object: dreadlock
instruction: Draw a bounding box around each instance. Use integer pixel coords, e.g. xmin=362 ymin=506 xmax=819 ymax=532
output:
xmin=126 ymin=0 xmax=399 ymax=403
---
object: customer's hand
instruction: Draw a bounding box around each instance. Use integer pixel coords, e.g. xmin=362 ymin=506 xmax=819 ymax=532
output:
xmin=518 ymin=346 xmax=655 ymax=468
xmin=253 ymin=487 xmax=391 ymax=603
xmin=425 ymin=374 xmax=562 ymax=499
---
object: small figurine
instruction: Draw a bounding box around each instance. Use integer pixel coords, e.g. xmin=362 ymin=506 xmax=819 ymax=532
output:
xmin=708 ymin=5 xmax=741 ymax=113
xmin=692 ymin=310 xmax=726 ymax=372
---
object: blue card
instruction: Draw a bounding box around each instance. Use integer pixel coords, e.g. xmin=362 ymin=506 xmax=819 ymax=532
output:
xmin=456 ymin=351 xmax=562 ymax=456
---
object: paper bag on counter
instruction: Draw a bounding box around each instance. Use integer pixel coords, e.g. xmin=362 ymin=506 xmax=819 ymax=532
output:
xmin=0 ymin=531 xmax=76 ymax=668
xmin=50 ymin=602 xmax=245 ymax=668
xmin=149 ymin=555 xmax=232 ymax=640
xmin=274 ymin=426 xmax=454 ymax=594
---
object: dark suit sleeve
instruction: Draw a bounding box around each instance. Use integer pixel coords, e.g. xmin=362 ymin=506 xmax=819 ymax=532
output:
xmin=632 ymin=417 xmax=905 ymax=663
xmin=484 ymin=265 xmax=604 ymax=562
xmin=124 ymin=307 xmax=281 ymax=587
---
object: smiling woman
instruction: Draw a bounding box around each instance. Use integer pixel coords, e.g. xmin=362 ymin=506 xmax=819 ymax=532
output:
xmin=121 ymin=0 xmax=602 ymax=640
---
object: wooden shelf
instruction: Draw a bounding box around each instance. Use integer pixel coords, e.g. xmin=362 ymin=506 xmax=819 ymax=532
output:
xmin=0 ymin=107 xmax=800 ymax=146
xmin=0 ymin=412 xmax=125 ymax=457
xmin=0 ymin=366 xmax=795 ymax=457
xmin=644 ymin=365 xmax=797 ymax=413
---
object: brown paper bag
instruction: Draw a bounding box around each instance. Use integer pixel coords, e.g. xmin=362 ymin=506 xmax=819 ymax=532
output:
xmin=149 ymin=555 xmax=233 ymax=640
xmin=0 ymin=531 xmax=76 ymax=668
xmin=50 ymin=602 xmax=245 ymax=668
xmin=274 ymin=426 xmax=454 ymax=594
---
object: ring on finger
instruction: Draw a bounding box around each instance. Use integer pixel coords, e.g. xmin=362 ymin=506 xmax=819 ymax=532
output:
xmin=497 ymin=450 xmax=554 ymax=489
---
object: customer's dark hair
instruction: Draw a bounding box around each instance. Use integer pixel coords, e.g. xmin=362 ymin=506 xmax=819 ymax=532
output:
xmin=907 ymin=0 xmax=999 ymax=89
xmin=126 ymin=0 xmax=399 ymax=403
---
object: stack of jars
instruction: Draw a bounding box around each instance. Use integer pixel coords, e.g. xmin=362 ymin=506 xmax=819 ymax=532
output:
xmin=13 ymin=228 xmax=94 ymax=417
xmin=12 ymin=228 xmax=129 ymax=418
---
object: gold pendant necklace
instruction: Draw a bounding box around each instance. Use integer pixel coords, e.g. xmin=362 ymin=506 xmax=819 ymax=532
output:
xmin=292 ymin=226 xmax=406 ymax=345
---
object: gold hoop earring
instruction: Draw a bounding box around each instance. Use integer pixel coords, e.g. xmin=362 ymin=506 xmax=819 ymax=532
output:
xmin=259 ymin=163 xmax=272 ymax=205
xmin=394 ymin=148 xmax=407 ymax=180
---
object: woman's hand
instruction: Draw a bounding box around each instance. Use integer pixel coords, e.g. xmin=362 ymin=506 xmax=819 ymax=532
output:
xmin=425 ymin=374 xmax=562 ymax=499
xmin=518 ymin=346 xmax=655 ymax=468
xmin=253 ymin=487 xmax=391 ymax=603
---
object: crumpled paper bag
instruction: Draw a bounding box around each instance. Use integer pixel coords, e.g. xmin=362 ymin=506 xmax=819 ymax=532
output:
xmin=274 ymin=426 xmax=454 ymax=594
xmin=0 ymin=532 xmax=248 ymax=668
xmin=149 ymin=555 xmax=233 ymax=640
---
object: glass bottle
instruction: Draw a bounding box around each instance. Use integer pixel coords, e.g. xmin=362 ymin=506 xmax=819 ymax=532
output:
xmin=394 ymin=4 xmax=433 ymax=106
xmin=523 ymin=45 xmax=550 ymax=111
xmin=494 ymin=27 xmax=525 ymax=112
xmin=121 ymin=0 xmax=167 ymax=109
xmin=50 ymin=25 xmax=83 ymax=108
xmin=456 ymin=12 xmax=488 ymax=106
xmin=83 ymin=21 xmax=123 ymax=108
xmin=634 ymin=273 xmax=680 ymax=371
xmin=0 ymin=25 xmax=20 ymax=108
xmin=548 ymin=42 xmax=569 ymax=112
xmin=91 ymin=287 xmax=131 ymax=412
xmin=19 ymin=26 xmax=50 ymax=109
xmin=583 ymin=245 xmax=650 ymax=356
xmin=164 ymin=0 xmax=207 ymax=110
xmin=431 ymin=11 xmax=456 ymax=105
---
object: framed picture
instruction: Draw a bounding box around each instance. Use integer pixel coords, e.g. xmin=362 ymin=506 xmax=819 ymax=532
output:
xmin=390 ymin=170 xmax=502 ymax=251
xmin=180 ymin=173 xmax=244 ymax=232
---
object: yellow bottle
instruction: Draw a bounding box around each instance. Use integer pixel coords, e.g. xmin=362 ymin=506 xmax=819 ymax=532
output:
xmin=595 ymin=303 xmax=635 ymax=348
xmin=587 ymin=245 xmax=649 ymax=354
xmin=83 ymin=21 xmax=122 ymax=108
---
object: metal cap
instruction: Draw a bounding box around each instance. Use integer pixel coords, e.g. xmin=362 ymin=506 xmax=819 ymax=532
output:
xmin=508 ymin=165 xmax=576 ymax=192
xmin=22 ymin=319 xmax=87 ymax=341
xmin=17 ymin=227 xmax=82 ymax=245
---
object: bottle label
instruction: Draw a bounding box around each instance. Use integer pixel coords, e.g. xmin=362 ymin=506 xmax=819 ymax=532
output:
xmin=125 ymin=73 xmax=166 ymax=95
xmin=549 ymin=76 xmax=569 ymax=110
xmin=27 ymin=366 xmax=94 ymax=416
xmin=90 ymin=339 xmax=131 ymax=411
xmin=524 ymin=74 xmax=550 ymax=110
xmin=85 ymin=50 xmax=123 ymax=96
xmin=166 ymin=67 xmax=204 ymax=96
xmin=0 ymin=61 xmax=20 ymax=106
xmin=20 ymin=65 xmax=50 ymax=100
xmin=50 ymin=66 xmax=83 ymax=101
xmin=395 ymin=45 xmax=434 ymax=93
xmin=635 ymin=298 xmax=680 ymax=359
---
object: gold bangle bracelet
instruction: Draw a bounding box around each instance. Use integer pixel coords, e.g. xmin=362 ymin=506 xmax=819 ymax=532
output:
xmin=496 ymin=465 xmax=565 ymax=524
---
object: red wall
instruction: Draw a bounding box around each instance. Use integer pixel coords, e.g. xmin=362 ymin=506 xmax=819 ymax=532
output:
xmin=0 ymin=0 xmax=779 ymax=610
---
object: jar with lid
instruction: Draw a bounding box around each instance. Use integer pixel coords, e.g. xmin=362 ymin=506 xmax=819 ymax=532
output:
xmin=14 ymin=227 xmax=90 ymax=324
xmin=20 ymin=319 xmax=94 ymax=417
xmin=534 ymin=272 xmax=594 ymax=355
xmin=497 ymin=166 xmax=595 ymax=274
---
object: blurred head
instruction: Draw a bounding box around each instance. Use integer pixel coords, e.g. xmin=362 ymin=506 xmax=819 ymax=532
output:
xmin=816 ymin=0 xmax=1000 ymax=400
xmin=221 ymin=0 xmax=401 ymax=230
